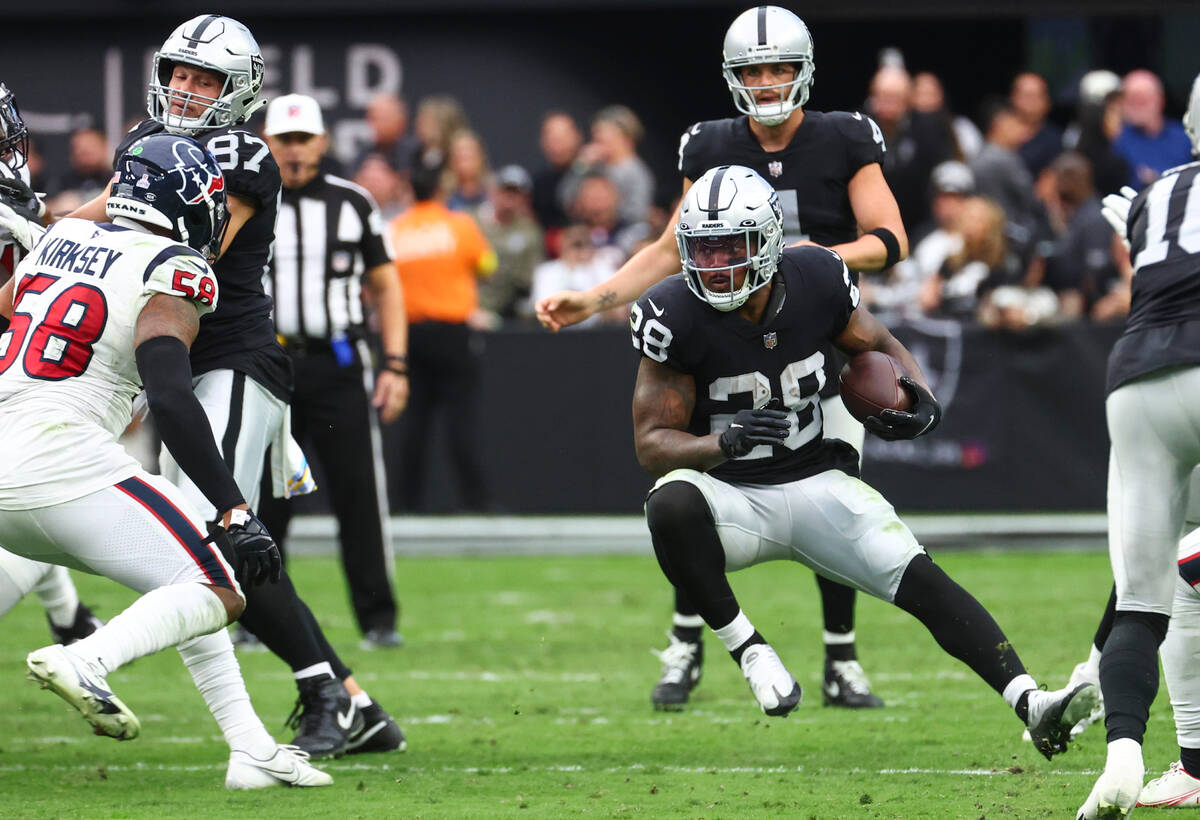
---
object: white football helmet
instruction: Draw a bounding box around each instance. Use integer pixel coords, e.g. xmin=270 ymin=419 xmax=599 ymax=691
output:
xmin=677 ymin=165 xmax=784 ymax=311
xmin=1185 ymin=72 xmax=1200 ymax=157
xmin=148 ymin=15 xmax=266 ymax=135
xmin=722 ymin=6 xmax=815 ymax=127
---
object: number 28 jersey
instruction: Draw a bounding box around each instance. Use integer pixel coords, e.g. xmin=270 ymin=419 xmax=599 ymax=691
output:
xmin=631 ymin=245 xmax=861 ymax=485
xmin=0 ymin=218 xmax=217 ymax=509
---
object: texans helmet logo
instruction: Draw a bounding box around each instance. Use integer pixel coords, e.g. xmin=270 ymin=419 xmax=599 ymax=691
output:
xmin=169 ymin=139 xmax=224 ymax=205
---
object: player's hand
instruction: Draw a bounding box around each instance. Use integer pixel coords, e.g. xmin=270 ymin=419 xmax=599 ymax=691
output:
xmin=209 ymin=508 xmax=281 ymax=586
xmin=0 ymin=177 xmax=45 ymax=221
xmin=864 ymin=376 xmax=941 ymax=441
xmin=0 ymin=200 xmax=45 ymax=251
xmin=1101 ymin=185 xmax=1138 ymax=250
xmin=536 ymin=290 xmax=595 ymax=332
xmin=373 ymin=368 xmax=409 ymax=424
xmin=718 ymin=407 xmax=791 ymax=458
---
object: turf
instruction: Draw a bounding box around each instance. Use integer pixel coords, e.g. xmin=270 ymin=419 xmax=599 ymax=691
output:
xmin=0 ymin=548 xmax=1180 ymax=818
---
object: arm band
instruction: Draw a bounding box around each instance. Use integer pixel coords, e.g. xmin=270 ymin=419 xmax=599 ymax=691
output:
xmin=135 ymin=336 xmax=246 ymax=513
xmin=867 ymin=227 xmax=902 ymax=269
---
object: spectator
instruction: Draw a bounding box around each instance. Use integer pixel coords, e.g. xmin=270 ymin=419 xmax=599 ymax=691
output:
xmin=353 ymin=92 xmax=420 ymax=174
xmin=1067 ymin=71 xmax=1130 ymax=197
xmin=579 ymin=105 xmax=655 ymax=225
xmin=912 ymin=71 xmax=982 ymax=160
xmin=1010 ymin=72 xmax=1064 ymax=177
xmin=414 ymin=95 xmax=468 ymax=158
xmin=56 ymin=128 xmax=111 ymax=200
xmin=354 ymin=152 xmax=408 ymax=220
xmin=530 ymin=226 xmax=623 ymax=326
xmin=532 ymin=111 xmax=584 ymax=253
xmin=476 ymin=164 xmax=544 ymax=327
xmin=1114 ymin=69 xmax=1193 ymax=190
xmin=866 ymin=64 xmax=955 ymax=233
xmin=445 ymin=128 xmax=491 ymax=218
xmin=970 ymin=101 xmax=1037 ymax=233
xmin=568 ymin=171 xmax=649 ymax=264
xmin=388 ymin=149 xmax=496 ymax=512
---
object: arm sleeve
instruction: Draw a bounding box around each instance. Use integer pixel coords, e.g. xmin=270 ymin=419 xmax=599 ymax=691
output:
xmin=358 ymin=194 xmax=392 ymax=269
xmin=136 ymin=336 xmax=245 ymax=514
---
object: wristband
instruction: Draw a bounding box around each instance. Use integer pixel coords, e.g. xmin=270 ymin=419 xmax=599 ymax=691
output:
xmin=383 ymin=353 xmax=407 ymax=376
xmin=867 ymin=227 xmax=902 ymax=269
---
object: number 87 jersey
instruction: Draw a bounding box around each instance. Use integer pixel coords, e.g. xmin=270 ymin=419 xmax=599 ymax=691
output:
xmin=631 ymin=244 xmax=861 ymax=485
xmin=0 ymin=218 xmax=217 ymax=509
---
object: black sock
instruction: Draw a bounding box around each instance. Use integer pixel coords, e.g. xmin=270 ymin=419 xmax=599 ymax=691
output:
xmin=730 ymin=631 xmax=768 ymax=665
xmin=1101 ymin=610 xmax=1169 ymax=743
xmin=825 ymin=642 xmax=857 ymax=662
xmin=1181 ymin=747 xmax=1200 ymax=779
xmin=673 ymin=624 xmax=703 ymax=644
xmin=1015 ymin=690 xmax=1032 ymax=724
xmin=892 ymin=554 xmax=1027 ymax=695
xmin=1093 ymin=584 xmax=1118 ymax=652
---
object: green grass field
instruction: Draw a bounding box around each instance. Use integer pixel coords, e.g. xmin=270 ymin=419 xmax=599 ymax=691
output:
xmin=0 ymin=548 xmax=1182 ymax=818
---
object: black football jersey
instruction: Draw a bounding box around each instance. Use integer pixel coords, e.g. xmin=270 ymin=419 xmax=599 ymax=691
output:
xmin=632 ymin=245 xmax=861 ymax=485
xmin=1107 ymin=160 xmax=1200 ymax=394
xmin=117 ymin=120 xmax=290 ymax=399
xmin=677 ymin=111 xmax=885 ymax=247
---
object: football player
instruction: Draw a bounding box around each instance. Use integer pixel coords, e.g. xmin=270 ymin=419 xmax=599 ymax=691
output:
xmin=1074 ymin=72 xmax=1200 ymax=818
xmin=0 ymin=82 xmax=106 ymax=647
xmin=0 ymin=133 xmax=328 ymax=787
xmin=633 ymin=164 xmax=1096 ymax=758
xmin=60 ymin=15 xmax=403 ymax=758
xmin=537 ymin=6 xmax=906 ymax=711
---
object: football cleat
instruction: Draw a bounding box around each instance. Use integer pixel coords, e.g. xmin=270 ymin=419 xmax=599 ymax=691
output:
xmin=346 ymin=701 xmax=407 ymax=754
xmin=225 ymin=743 xmax=333 ymax=789
xmin=26 ymin=644 xmax=139 ymax=740
xmin=650 ymin=633 xmax=703 ymax=711
xmin=230 ymin=625 xmax=268 ymax=652
xmin=739 ymin=643 xmax=802 ymax=717
xmin=1025 ymin=683 xmax=1101 ymax=760
xmin=47 ymin=603 xmax=104 ymax=646
xmin=822 ymin=659 xmax=885 ymax=708
xmin=286 ymin=675 xmax=363 ymax=759
xmin=1138 ymin=761 xmax=1200 ymax=807
xmin=359 ymin=628 xmax=405 ymax=651
xmin=1078 ymin=761 xmax=1144 ymax=818
xmin=1066 ymin=661 xmax=1105 ymax=737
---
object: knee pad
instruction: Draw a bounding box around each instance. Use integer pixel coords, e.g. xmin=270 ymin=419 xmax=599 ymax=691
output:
xmin=646 ymin=481 xmax=713 ymax=535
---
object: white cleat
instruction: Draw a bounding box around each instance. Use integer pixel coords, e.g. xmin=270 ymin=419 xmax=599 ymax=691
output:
xmin=1138 ymin=761 xmax=1200 ymax=807
xmin=739 ymin=643 xmax=801 ymax=717
xmin=26 ymin=644 xmax=139 ymax=741
xmin=225 ymin=743 xmax=334 ymax=789
xmin=1067 ymin=661 xmax=1105 ymax=738
xmin=1025 ymin=683 xmax=1100 ymax=760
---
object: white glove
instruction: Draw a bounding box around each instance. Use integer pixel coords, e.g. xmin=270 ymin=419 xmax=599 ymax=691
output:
xmin=1101 ymin=185 xmax=1138 ymax=250
xmin=0 ymin=200 xmax=45 ymax=251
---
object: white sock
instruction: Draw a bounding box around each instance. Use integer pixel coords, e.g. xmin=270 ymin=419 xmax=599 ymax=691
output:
xmin=293 ymin=662 xmax=335 ymax=682
xmin=69 ymin=583 xmax=226 ymax=674
xmin=352 ymin=692 xmax=373 ymax=709
xmin=713 ymin=610 xmax=756 ymax=653
xmin=823 ymin=630 xmax=855 ymax=646
xmin=178 ymin=629 xmax=276 ymax=758
xmin=672 ymin=613 xmax=705 ymax=629
xmin=1106 ymin=737 xmax=1144 ymax=771
xmin=34 ymin=565 xmax=79 ymax=628
xmin=1085 ymin=644 xmax=1103 ymax=681
xmin=1003 ymin=673 xmax=1038 ymax=712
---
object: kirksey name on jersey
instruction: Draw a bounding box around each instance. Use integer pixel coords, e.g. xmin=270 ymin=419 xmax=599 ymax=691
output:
xmin=117 ymin=119 xmax=289 ymax=399
xmin=0 ymin=218 xmax=218 ymax=509
xmin=678 ymin=112 xmax=885 ymax=246
xmin=631 ymin=245 xmax=861 ymax=485
xmin=1108 ymin=160 xmax=1200 ymax=394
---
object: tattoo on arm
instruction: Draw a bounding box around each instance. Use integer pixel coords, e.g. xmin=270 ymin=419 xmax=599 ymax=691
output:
xmin=633 ymin=358 xmax=723 ymax=475
xmin=597 ymin=290 xmax=618 ymax=310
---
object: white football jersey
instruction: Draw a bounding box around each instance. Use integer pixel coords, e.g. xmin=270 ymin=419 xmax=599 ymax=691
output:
xmin=0 ymin=217 xmax=218 ymax=509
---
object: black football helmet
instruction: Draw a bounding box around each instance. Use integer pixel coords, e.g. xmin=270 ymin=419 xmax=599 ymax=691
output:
xmin=106 ymin=133 xmax=229 ymax=262
xmin=0 ymin=84 xmax=29 ymax=171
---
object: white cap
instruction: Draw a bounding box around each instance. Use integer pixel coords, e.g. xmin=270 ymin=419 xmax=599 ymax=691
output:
xmin=264 ymin=93 xmax=324 ymax=136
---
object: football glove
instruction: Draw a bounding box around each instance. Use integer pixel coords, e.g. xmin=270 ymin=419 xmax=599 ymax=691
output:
xmin=1101 ymin=185 xmax=1138 ymax=251
xmin=864 ymin=376 xmax=942 ymax=441
xmin=719 ymin=406 xmax=791 ymax=458
xmin=206 ymin=509 xmax=281 ymax=587
xmin=0 ymin=200 xmax=45 ymax=251
xmin=0 ymin=176 xmax=45 ymax=221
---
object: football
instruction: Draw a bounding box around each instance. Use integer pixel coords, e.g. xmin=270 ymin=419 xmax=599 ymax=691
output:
xmin=838 ymin=351 xmax=913 ymax=423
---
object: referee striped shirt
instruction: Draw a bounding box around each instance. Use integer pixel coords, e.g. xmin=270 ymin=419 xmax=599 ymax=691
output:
xmin=268 ymin=173 xmax=392 ymax=340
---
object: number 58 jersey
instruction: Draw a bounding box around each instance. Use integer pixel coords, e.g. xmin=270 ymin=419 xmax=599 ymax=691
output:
xmin=0 ymin=218 xmax=218 ymax=509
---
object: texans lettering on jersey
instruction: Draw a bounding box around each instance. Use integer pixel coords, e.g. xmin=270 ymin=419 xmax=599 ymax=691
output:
xmin=117 ymin=120 xmax=289 ymax=400
xmin=631 ymin=245 xmax=860 ymax=484
xmin=1107 ymin=160 xmax=1200 ymax=393
xmin=677 ymin=112 xmax=885 ymax=246
xmin=0 ymin=218 xmax=217 ymax=509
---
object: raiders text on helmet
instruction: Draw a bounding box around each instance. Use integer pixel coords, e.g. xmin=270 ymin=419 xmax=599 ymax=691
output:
xmin=148 ymin=15 xmax=266 ymax=136
xmin=722 ymin=6 xmax=815 ymax=127
xmin=676 ymin=164 xmax=784 ymax=311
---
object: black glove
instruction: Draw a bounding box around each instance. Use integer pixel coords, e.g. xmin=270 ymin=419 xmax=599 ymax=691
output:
xmin=719 ymin=406 xmax=791 ymax=458
xmin=0 ymin=177 xmax=44 ymax=222
xmin=206 ymin=509 xmax=281 ymax=586
xmin=864 ymin=376 xmax=942 ymax=441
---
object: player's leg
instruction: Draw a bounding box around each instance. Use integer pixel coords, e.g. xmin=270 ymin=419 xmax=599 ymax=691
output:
xmin=439 ymin=324 xmax=488 ymax=511
xmin=645 ymin=471 xmax=801 ymax=717
xmin=0 ymin=549 xmax=104 ymax=645
xmin=815 ymin=393 xmax=881 ymax=708
xmin=649 ymin=587 xmax=706 ymax=711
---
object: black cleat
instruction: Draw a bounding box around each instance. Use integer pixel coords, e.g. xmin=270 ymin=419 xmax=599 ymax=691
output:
xmin=359 ymin=628 xmax=404 ymax=650
xmin=346 ymin=701 xmax=407 ymax=754
xmin=1026 ymin=683 xmax=1100 ymax=760
xmin=287 ymin=676 xmax=363 ymax=759
xmin=822 ymin=658 xmax=885 ymax=708
xmin=650 ymin=633 xmax=703 ymax=711
xmin=47 ymin=603 xmax=103 ymax=646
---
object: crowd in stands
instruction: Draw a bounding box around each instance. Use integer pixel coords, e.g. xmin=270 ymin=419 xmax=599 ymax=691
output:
xmin=25 ymin=62 xmax=1198 ymax=333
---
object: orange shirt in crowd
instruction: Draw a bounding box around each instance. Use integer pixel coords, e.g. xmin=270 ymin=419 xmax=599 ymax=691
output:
xmin=388 ymin=201 xmax=497 ymax=324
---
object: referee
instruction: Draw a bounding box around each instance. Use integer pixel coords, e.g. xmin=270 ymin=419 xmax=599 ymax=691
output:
xmin=258 ymin=93 xmax=409 ymax=649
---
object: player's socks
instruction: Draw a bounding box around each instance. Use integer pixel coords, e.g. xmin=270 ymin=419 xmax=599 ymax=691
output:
xmin=816 ymin=574 xmax=857 ymax=660
xmin=1100 ymin=610 xmax=1169 ymax=742
xmin=1092 ymin=584 xmax=1118 ymax=654
xmin=352 ymin=691 xmax=373 ymax=709
xmin=672 ymin=613 xmax=704 ymax=644
xmin=33 ymin=565 xmax=79 ymax=629
xmin=1008 ymin=675 xmax=1040 ymax=721
xmin=178 ymin=629 xmax=277 ymax=758
xmin=823 ymin=630 xmax=857 ymax=662
xmin=70 ymin=583 xmax=226 ymax=673
xmin=236 ymin=567 xmax=331 ymax=674
xmin=715 ymin=611 xmax=765 ymax=663
xmin=294 ymin=661 xmax=336 ymax=682
xmin=306 ymin=602 xmax=354 ymax=680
